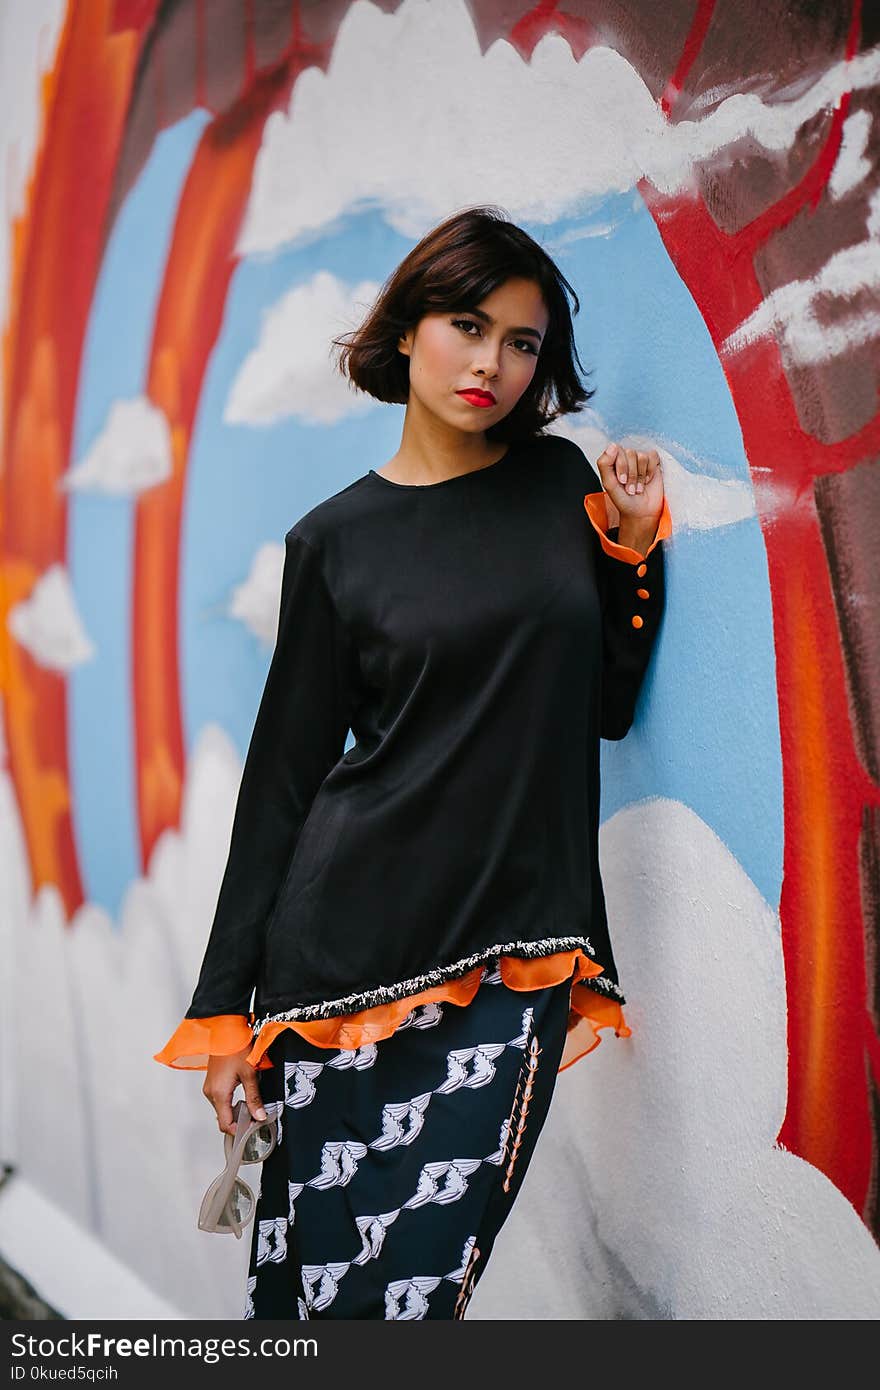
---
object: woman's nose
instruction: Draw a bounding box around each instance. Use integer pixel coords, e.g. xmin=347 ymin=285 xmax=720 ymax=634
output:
xmin=472 ymin=348 xmax=500 ymax=376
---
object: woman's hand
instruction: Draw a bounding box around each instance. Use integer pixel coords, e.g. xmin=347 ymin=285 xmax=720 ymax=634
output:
xmin=595 ymin=442 xmax=664 ymax=547
xmin=203 ymin=1045 xmax=267 ymax=1137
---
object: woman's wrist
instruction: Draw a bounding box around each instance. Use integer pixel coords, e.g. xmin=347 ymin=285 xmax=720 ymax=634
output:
xmin=617 ymin=516 xmax=659 ymax=557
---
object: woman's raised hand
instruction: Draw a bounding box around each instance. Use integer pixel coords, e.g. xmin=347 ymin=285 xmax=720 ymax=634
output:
xmin=595 ymin=442 xmax=664 ymax=531
xmin=203 ymin=1046 xmax=268 ymax=1137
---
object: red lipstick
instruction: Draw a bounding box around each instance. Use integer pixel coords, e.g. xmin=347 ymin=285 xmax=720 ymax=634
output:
xmin=456 ymin=389 xmax=496 ymax=408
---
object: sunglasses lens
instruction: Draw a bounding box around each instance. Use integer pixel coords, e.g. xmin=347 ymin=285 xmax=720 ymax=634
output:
xmin=242 ymin=1123 xmax=275 ymax=1163
xmin=217 ymin=1178 xmax=254 ymax=1229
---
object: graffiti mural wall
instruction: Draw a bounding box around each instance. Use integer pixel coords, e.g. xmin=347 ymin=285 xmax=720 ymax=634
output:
xmin=1 ymin=0 xmax=879 ymax=1319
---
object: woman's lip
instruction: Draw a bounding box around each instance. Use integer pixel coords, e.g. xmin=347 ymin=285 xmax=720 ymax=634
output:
xmin=456 ymin=390 xmax=496 ymax=407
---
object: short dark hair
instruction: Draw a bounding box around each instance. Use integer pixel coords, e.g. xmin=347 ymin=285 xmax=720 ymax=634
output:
xmin=331 ymin=205 xmax=595 ymax=441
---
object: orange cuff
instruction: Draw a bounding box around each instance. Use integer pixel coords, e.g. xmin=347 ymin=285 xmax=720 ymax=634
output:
xmin=584 ymin=491 xmax=672 ymax=565
xmin=153 ymin=1014 xmax=273 ymax=1071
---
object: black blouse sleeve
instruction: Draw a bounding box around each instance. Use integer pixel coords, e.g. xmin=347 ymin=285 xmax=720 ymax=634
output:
xmin=185 ymin=529 xmax=354 ymax=1018
xmin=581 ymin=462 xmax=671 ymax=741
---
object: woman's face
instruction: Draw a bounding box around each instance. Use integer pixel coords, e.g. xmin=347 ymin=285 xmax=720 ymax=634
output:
xmin=398 ymin=277 xmax=549 ymax=434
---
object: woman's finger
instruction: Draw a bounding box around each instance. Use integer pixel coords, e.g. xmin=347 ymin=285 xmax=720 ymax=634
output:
xmin=596 ymin=442 xmax=626 ymax=500
xmin=241 ymin=1072 xmax=268 ymax=1123
xmin=213 ymin=1091 xmax=236 ymax=1136
xmin=610 ymin=442 xmax=626 ymax=485
xmin=635 ymin=451 xmax=649 ymax=495
xmin=623 ymin=449 xmax=639 ymax=495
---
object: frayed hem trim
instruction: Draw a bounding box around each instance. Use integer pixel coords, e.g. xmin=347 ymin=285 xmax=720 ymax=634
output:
xmin=252 ymin=935 xmax=607 ymax=1033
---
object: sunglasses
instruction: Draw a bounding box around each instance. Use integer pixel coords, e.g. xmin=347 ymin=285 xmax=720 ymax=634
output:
xmin=197 ymin=1099 xmax=279 ymax=1239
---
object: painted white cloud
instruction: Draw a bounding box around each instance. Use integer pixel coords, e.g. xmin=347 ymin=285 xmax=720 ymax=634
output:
xmin=553 ymin=415 xmax=756 ymax=534
xmin=227 ymin=540 xmax=285 ymax=646
xmin=62 ymin=396 xmax=173 ymax=495
xmin=224 ymin=270 xmax=380 ymax=426
xmin=654 ymin=45 xmax=880 ymax=190
xmin=829 ymin=108 xmax=873 ymax=200
xmin=7 ymin=564 xmax=94 ymax=671
xmin=722 ymin=235 xmax=880 ymax=368
xmin=239 ymin=0 xmax=880 ymax=255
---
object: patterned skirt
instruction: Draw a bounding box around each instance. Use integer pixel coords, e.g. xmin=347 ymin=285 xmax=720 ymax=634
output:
xmin=243 ymin=956 xmax=575 ymax=1319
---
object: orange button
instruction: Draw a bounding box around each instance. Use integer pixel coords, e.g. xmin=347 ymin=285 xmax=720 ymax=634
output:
xmin=631 ymin=614 xmax=644 ymax=629
xmin=637 ymin=588 xmax=650 ymax=599
xmin=637 ymin=563 xmax=647 ymax=577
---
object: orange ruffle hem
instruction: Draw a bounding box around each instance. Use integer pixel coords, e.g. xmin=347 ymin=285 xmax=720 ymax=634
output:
xmin=153 ymin=949 xmax=632 ymax=1076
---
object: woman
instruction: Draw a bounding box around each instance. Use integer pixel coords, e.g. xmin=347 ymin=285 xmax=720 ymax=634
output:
xmin=155 ymin=205 xmax=672 ymax=1319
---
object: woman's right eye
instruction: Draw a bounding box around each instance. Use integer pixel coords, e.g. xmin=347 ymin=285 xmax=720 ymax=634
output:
xmin=452 ymin=318 xmax=479 ymax=335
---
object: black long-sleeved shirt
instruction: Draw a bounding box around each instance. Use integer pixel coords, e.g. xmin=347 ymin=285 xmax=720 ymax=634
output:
xmin=183 ymin=431 xmax=670 ymax=1037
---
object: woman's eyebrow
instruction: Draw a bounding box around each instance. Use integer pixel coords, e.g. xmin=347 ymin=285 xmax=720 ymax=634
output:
xmin=459 ymin=306 xmax=544 ymax=343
